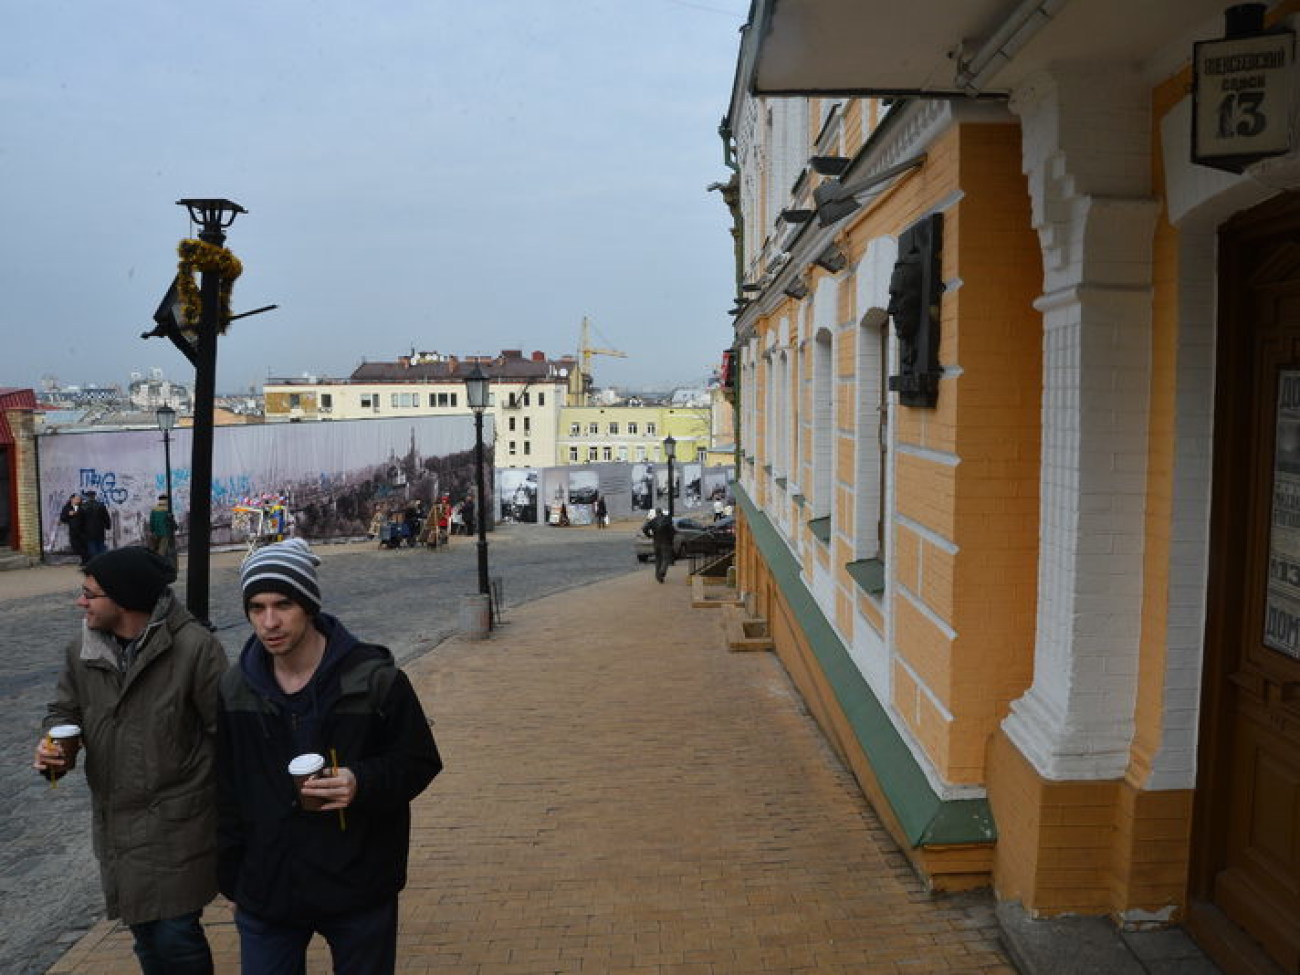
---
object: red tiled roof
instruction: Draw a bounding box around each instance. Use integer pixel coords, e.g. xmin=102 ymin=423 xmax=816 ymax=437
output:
xmin=0 ymin=388 xmax=37 ymax=445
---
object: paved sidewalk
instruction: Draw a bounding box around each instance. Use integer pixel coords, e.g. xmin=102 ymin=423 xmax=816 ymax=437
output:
xmin=46 ymin=568 xmax=1013 ymax=974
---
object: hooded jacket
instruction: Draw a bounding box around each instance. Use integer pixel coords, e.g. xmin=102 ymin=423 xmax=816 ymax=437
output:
xmin=44 ymin=590 xmax=228 ymax=925
xmin=216 ymin=613 xmax=441 ymax=923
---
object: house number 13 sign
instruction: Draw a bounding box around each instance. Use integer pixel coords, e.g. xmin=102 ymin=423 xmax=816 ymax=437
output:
xmin=1193 ymin=29 xmax=1295 ymax=173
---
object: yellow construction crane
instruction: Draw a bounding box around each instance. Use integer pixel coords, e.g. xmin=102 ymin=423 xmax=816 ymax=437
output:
xmin=568 ymin=316 xmax=626 ymax=405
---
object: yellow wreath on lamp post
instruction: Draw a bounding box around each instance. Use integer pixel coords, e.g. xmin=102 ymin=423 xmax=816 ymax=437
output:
xmin=176 ymin=238 xmax=243 ymax=333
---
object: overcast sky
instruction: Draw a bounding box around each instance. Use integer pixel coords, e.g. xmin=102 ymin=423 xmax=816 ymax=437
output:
xmin=1 ymin=0 xmax=747 ymax=396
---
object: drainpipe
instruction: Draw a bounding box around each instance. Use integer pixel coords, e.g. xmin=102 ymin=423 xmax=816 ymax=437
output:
xmin=954 ymin=0 xmax=1072 ymax=95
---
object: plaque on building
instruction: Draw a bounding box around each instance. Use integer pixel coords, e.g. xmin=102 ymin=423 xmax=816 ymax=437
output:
xmin=1193 ymin=29 xmax=1295 ymax=173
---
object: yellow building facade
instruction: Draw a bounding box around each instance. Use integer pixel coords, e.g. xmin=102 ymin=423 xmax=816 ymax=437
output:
xmin=723 ymin=3 xmax=1300 ymax=972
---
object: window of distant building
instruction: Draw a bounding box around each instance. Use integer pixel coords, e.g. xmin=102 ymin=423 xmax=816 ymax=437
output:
xmin=360 ymin=393 xmax=378 ymax=411
xmin=602 ymin=446 xmax=612 ymax=461
xmin=523 ymin=417 xmax=531 ymax=433
xmin=320 ymin=393 xmax=332 ymax=412
xmin=609 ymin=422 xmax=619 ymax=435
xmin=587 ymin=445 xmax=598 ymax=461
xmin=628 ymin=422 xmax=639 ymax=435
xmin=508 ymin=417 xmax=517 ymax=432
xmin=288 ymin=393 xmax=301 ymax=409
xmin=646 ymin=422 xmax=656 ymax=437
xmin=538 ymin=393 xmax=546 ymax=406
xmin=569 ymin=446 xmax=579 ymax=462
xmin=588 ymin=422 xmax=599 ymax=435
xmin=523 ymin=392 xmax=530 ymax=406
xmin=509 ymin=440 xmax=517 ymax=456
xmin=617 ymin=446 xmax=627 ymax=461
xmin=524 ymin=441 xmax=531 ymax=456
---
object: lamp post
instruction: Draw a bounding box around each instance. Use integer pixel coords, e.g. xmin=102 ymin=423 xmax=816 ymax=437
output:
xmin=663 ymin=435 xmax=677 ymax=520
xmin=156 ymin=404 xmax=176 ymax=520
xmin=464 ymin=364 xmax=492 ymax=608
xmin=177 ymin=198 xmax=244 ymax=627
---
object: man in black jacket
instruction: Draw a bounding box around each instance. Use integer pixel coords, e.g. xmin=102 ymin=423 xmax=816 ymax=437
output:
xmin=642 ymin=508 xmax=677 ymax=583
xmin=216 ymin=539 xmax=441 ymax=974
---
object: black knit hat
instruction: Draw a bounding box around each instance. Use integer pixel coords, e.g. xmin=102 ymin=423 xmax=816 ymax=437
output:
xmin=84 ymin=546 xmax=177 ymax=612
xmin=241 ymin=538 xmax=322 ymax=615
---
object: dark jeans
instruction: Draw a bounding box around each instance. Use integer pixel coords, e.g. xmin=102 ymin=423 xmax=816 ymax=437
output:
xmin=129 ymin=910 xmax=213 ymax=975
xmin=236 ymin=898 xmax=398 ymax=975
xmin=85 ymin=539 xmax=108 ymax=560
xmin=654 ymin=543 xmax=674 ymax=582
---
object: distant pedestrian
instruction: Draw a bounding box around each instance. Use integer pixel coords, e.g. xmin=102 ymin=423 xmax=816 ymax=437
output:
xmin=79 ymin=490 xmax=113 ymax=559
xmin=60 ymin=492 xmax=87 ymax=565
xmin=147 ymin=494 xmax=177 ymax=566
xmin=642 ymin=508 xmax=677 ymax=583
xmin=461 ymin=496 xmax=477 ymax=536
xmin=217 ymin=539 xmax=442 ymax=974
xmin=595 ymin=496 xmax=608 ymax=529
xmin=34 ymin=546 xmax=228 ymax=974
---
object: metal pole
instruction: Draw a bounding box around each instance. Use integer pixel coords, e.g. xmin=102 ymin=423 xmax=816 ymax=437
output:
xmin=474 ymin=410 xmax=491 ymax=603
xmin=186 ymin=225 xmax=223 ymax=627
xmin=667 ymin=455 xmax=675 ymax=520
xmin=162 ymin=428 xmax=174 ymax=522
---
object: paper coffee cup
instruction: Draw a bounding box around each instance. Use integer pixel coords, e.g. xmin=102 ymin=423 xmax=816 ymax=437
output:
xmin=289 ymin=753 xmax=327 ymax=811
xmin=48 ymin=724 xmax=82 ymax=773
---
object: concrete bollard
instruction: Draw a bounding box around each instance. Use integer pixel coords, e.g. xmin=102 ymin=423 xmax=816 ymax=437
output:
xmin=459 ymin=593 xmax=491 ymax=640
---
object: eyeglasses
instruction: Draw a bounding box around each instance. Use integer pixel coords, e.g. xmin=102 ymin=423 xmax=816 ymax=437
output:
xmin=78 ymin=588 xmax=110 ymax=601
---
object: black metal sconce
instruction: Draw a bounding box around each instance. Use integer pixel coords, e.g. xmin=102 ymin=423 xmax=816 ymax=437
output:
xmin=779 ymin=208 xmax=815 ymax=224
xmin=886 ymin=213 xmax=944 ymax=408
xmin=813 ymin=155 xmax=926 ymax=227
xmin=810 ymin=155 xmax=850 ymax=176
xmin=814 ymin=243 xmax=847 ymax=273
xmin=783 ymin=278 xmax=809 ymax=300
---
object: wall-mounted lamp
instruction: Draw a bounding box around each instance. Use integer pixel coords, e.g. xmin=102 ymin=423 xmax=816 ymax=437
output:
xmin=814 ymin=244 xmax=848 ymax=273
xmin=779 ymin=208 xmax=815 ymax=224
xmin=783 ymin=279 xmax=809 ymax=300
xmin=813 ymin=155 xmax=926 ymax=227
xmin=741 ymin=283 xmax=762 ymax=293
xmin=810 ymin=155 xmax=850 ymax=176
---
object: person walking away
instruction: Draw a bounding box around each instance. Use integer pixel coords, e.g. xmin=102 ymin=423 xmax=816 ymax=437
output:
xmin=33 ymin=547 xmax=228 ymax=974
xmin=595 ymin=496 xmax=608 ymax=529
xmin=147 ymin=494 xmax=178 ymax=566
xmin=643 ymin=508 xmax=677 ymax=583
xmin=60 ymin=492 xmax=88 ymax=565
xmin=217 ymin=539 xmax=442 ymax=974
xmin=79 ymin=490 xmax=113 ymax=559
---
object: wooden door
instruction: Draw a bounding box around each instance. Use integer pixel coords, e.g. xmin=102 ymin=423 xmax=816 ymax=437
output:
xmin=1195 ymin=194 xmax=1300 ymax=975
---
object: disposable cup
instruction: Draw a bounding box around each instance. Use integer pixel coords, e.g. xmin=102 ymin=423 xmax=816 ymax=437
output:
xmin=42 ymin=724 xmax=82 ymax=781
xmin=289 ymin=753 xmax=327 ymax=811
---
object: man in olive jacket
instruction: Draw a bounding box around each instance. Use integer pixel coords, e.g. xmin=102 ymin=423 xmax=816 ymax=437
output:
xmin=34 ymin=546 xmax=228 ymax=975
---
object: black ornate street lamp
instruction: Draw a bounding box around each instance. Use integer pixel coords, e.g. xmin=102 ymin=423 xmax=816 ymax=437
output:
xmin=464 ymin=364 xmax=492 ymax=612
xmin=664 ymin=435 xmax=677 ymax=520
xmin=156 ymin=404 xmax=176 ymax=525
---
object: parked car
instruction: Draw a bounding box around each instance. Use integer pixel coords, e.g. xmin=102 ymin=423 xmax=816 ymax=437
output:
xmin=634 ymin=516 xmax=735 ymax=562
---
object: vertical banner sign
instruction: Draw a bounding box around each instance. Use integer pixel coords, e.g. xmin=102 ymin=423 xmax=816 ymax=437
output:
xmin=1265 ymin=371 xmax=1300 ymax=659
xmin=1193 ymin=29 xmax=1295 ymax=173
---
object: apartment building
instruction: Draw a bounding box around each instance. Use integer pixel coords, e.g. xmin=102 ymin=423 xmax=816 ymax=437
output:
xmin=263 ymin=349 xmax=572 ymax=468
xmin=555 ymin=406 xmax=711 ymax=465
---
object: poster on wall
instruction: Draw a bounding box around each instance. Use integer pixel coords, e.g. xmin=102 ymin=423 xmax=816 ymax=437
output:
xmin=498 ymin=468 xmax=539 ymax=523
xmin=631 ymin=462 xmax=655 ymax=512
xmin=1265 ymin=370 xmax=1300 ymax=659
xmin=38 ymin=416 xmax=486 ymax=556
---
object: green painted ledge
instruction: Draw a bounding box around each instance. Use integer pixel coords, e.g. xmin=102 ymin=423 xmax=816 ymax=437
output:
xmin=735 ymin=486 xmax=995 ymax=848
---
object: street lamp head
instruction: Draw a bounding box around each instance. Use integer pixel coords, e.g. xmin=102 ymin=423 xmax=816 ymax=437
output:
xmin=464 ymin=363 xmax=491 ymax=413
xmin=663 ymin=435 xmax=677 ymax=460
xmin=156 ymin=405 xmax=177 ymax=432
xmin=176 ymin=198 xmax=247 ymax=232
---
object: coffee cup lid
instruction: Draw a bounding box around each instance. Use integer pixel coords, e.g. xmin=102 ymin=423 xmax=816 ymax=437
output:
xmin=288 ymin=753 xmax=326 ymax=776
xmin=49 ymin=724 xmax=81 ymax=738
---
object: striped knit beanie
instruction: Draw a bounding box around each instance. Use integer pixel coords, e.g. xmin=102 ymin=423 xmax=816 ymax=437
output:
xmin=241 ymin=538 xmax=322 ymax=615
